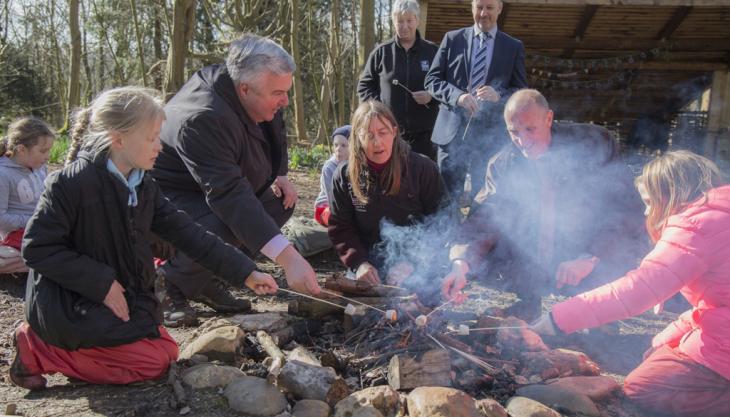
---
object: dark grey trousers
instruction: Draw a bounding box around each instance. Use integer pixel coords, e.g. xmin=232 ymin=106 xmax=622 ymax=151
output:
xmin=160 ymin=188 xmax=293 ymax=297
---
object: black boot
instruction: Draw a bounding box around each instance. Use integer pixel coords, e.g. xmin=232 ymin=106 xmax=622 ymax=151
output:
xmin=163 ymin=279 xmax=198 ymax=327
xmin=192 ymin=278 xmax=251 ymax=313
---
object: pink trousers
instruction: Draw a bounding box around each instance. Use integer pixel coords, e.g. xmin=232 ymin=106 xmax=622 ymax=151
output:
xmin=624 ymin=345 xmax=730 ymax=417
xmin=16 ymin=322 xmax=179 ymax=384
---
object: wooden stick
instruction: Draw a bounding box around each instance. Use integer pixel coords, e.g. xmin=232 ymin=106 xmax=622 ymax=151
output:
xmin=447 ymin=326 xmax=524 ymax=334
xmin=321 ymin=289 xmax=386 ymax=314
xmin=426 ymin=299 xmax=454 ymax=318
xmin=278 ymin=288 xmax=347 ymax=310
xmin=256 ymin=330 xmax=286 ymax=362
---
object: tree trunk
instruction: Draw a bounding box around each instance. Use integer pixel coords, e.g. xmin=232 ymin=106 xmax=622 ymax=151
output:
xmin=164 ymin=0 xmax=196 ymax=100
xmin=152 ymin=0 xmax=165 ymax=90
xmin=66 ymin=0 xmax=82 ymax=130
xmin=358 ymin=0 xmax=374 ymax=71
xmin=129 ymin=0 xmax=148 ymax=87
xmin=331 ymin=0 xmax=345 ymax=126
xmin=288 ymin=0 xmax=308 ymax=144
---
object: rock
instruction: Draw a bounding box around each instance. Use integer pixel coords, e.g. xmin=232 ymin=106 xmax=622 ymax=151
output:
xmin=224 ymin=376 xmax=288 ymax=417
xmin=189 ymin=354 xmax=209 ymax=364
xmin=292 ymin=399 xmax=331 ymax=417
xmin=229 ymin=312 xmax=290 ymax=332
xmin=277 ymin=360 xmax=349 ymax=406
xmin=406 ymin=387 xmax=481 ymax=417
xmin=350 ymin=409 xmax=384 ymax=417
xmin=516 ymin=384 xmax=599 ymax=417
xmin=180 ymin=325 xmax=245 ymax=362
xmin=288 ymin=346 xmax=321 ymax=367
xmin=181 ymin=363 xmax=245 ymax=389
xmin=475 ymin=398 xmax=508 ymax=417
xmin=334 ymin=386 xmax=402 ymax=417
xmin=505 ymin=397 xmax=563 ymax=417
xmin=545 ymin=376 xmax=620 ymax=400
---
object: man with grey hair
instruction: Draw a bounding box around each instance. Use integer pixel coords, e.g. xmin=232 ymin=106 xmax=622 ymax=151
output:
xmin=357 ymin=0 xmax=439 ymax=160
xmin=152 ymin=34 xmax=321 ymax=326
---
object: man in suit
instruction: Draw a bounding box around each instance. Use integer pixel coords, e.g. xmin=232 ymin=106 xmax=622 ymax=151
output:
xmin=425 ymin=0 xmax=527 ymax=202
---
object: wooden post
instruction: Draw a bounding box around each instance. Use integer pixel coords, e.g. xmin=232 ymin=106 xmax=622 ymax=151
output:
xmin=388 ymin=349 xmax=452 ymax=390
xmin=705 ymin=71 xmax=730 ymax=170
xmin=418 ymin=0 xmax=429 ymax=39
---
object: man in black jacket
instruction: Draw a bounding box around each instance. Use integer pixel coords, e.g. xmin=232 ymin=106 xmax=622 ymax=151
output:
xmin=357 ymin=0 xmax=438 ymax=160
xmin=152 ymin=34 xmax=321 ymax=326
xmin=441 ymin=89 xmax=648 ymax=320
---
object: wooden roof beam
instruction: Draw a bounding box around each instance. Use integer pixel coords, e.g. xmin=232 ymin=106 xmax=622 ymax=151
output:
xmin=563 ymin=5 xmax=599 ymax=58
xmin=522 ymin=37 xmax=728 ymax=51
xmin=656 ymin=6 xmax=692 ymax=41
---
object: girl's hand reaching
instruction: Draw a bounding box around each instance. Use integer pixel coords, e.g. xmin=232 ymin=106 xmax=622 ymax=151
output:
xmin=245 ymin=270 xmax=279 ymax=295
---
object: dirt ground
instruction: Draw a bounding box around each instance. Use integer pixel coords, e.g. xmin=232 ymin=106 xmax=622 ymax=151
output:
xmin=0 ymin=168 xmax=678 ymax=417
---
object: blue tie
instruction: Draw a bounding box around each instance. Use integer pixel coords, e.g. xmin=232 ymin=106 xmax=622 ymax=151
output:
xmin=469 ymin=32 xmax=491 ymax=94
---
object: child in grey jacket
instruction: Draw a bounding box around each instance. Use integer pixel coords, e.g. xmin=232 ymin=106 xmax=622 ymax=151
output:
xmin=0 ymin=117 xmax=55 ymax=249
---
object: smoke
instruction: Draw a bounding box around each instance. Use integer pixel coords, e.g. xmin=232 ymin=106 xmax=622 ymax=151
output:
xmin=371 ymin=121 xmax=651 ymax=306
xmin=374 ymin=207 xmax=458 ymax=303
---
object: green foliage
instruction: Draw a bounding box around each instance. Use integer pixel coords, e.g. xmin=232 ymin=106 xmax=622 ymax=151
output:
xmin=49 ymin=134 xmax=70 ymax=165
xmin=288 ymin=144 xmax=331 ymax=174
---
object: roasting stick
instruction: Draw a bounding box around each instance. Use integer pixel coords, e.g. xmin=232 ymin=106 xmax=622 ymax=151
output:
xmin=392 ymin=79 xmax=431 ymax=109
xmin=427 ymin=334 xmax=496 ymax=373
xmin=278 ymin=288 xmax=347 ymax=310
xmin=321 ymin=289 xmax=386 ymax=314
xmin=426 ymin=299 xmax=455 ymax=318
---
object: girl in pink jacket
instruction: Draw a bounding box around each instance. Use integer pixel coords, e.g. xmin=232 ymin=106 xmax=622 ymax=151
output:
xmin=532 ymin=150 xmax=730 ymax=417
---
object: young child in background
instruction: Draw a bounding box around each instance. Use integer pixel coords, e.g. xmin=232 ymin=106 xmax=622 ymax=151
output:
xmin=0 ymin=117 xmax=55 ymax=250
xmin=10 ymin=86 xmax=278 ymax=390
xmin=532 ymin=150 xmax=730 ymax=417
xmin=314 ymin=125 xmax=351 ymax=227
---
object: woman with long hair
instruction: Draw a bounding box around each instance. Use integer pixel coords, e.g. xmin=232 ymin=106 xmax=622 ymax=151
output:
xmin=327 ymin=100 xmax=447 ymax=288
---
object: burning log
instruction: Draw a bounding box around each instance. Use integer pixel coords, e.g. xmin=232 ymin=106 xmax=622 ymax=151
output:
xmin=496 ymin=317 xmax=549 ymax=352
xmin=271 ymin=319 xmax=322 ymax=346
xmin=325 ymin=275 xmax=410 ymax=297
xmin=520 ymin=348 xmax=602 ymax=380
xmin=276 ymin=360 xmax=350 ymax=406
xmin=288 ymin=300 xmax=342 ymax=318
xmin=387 ymin=349 xmax=452 ymax=390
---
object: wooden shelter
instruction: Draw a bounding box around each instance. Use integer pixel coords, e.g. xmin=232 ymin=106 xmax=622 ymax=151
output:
xmin=418 ymin=0 xmax=730 ymax=167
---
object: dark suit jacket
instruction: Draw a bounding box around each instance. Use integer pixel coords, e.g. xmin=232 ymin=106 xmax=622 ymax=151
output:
xmin=425 ymin=27 xmax=527 ymax=146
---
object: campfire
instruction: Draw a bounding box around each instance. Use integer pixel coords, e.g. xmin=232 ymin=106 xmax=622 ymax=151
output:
xmin=172 ymin=273 xmax=621 ymax=416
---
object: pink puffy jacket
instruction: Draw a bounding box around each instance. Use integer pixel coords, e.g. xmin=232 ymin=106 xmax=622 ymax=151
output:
xmin=553 ymin=185 xmax=730 ymax=380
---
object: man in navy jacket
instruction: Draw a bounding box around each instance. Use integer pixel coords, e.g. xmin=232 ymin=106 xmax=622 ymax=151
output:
xmin=425 ymin=0 xmax=527 ymax=201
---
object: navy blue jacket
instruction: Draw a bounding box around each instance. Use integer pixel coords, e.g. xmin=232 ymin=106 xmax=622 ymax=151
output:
xmin=425 ymin=27 xmax=527 ymax=146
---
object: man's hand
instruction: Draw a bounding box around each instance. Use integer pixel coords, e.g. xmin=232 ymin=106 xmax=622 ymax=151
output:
xmin=356 ymin=262 xmax=380 ymax=285
xmin=103 ymin=280 xmax=129 ymax=322
xmin=272 ymin=176 xmax=298 ymax=210
xmin=276 ymin=245 xmax=321 ymax=295
xmin=475 ymin=86 xmax=500 ymax=103
xmin=457 ymin=93 xmax=479 ymax=115
xmin=530 ymin=313 xmax=558 ymax=336
xmin=245 ymin=270 xmax=279 ymax=295
xmin=412 ymin=91 xmax=433 ymax=106
xmin=386 ymin=261 xmax=414 ymax=286
xmin=441 ymin=260 xmax=468 ymax=304
xmin=556 ymin=256 xmax=599 ymax=289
